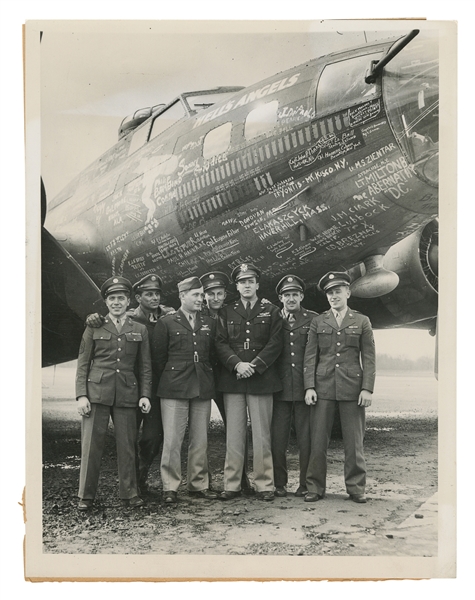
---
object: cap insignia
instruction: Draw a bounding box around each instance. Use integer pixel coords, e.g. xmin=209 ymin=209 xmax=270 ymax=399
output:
xmin=329 ymin=274 xmax=334 ymax=279
xmin=210 ymin=274 xmax=215 ymax=279
xmin=287 ymin=277 xmax=293 ymax=282
xmin=113 ymin=278 xmax=119 ymax=283
xmin=241 ymin=264 xmax=248 ymax=272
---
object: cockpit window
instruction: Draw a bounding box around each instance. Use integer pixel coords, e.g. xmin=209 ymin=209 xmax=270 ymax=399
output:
xmin=203 ymin=122 xmax=232 ymax=159
xmin=127 ymin=121 xmax=151 ymax=156
xmin=383 ymin=34 xmax=439 ymax=186
xmin=149 ymin=100 xmax=186 ymax=141
xmin=316 ymin=53 xmax=382 ymax=116
xmin=244 ymin=100 xmax=278 ymax=140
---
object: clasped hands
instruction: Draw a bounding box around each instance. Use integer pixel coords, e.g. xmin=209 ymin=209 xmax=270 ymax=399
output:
xmin=235 ymin=361 xmax=255 ymax=380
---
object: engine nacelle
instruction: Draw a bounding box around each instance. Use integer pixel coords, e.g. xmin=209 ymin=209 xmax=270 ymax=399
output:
xmin=333 ymin=220 xmax=438 ymax=329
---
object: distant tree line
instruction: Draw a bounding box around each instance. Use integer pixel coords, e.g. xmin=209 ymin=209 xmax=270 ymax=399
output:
xmin=376 ymin=353 xmax=434 ymax=371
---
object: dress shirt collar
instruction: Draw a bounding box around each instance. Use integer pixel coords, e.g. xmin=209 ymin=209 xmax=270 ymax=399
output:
xmin=332 ymin=307 xmax=348 ymax=322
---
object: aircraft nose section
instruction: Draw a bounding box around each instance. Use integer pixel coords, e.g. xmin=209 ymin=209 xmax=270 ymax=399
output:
xmin=50 ymin=219 xmax=104 ymax=258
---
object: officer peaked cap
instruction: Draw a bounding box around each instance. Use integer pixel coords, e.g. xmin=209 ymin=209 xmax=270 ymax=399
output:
xmin=200 ymin=271 xmax=230 ymax=291
xmin=318 ymin=271 xmax=351 ymax=293
xmin=133 ymin=273 xmax=163 ymax=293
xmin=276 ymin=274 xmax=305 ymax=295
xmin=101 ymin=276 xmax=133 ymax=299
xmin=231 ymin=263 xmax=261 ymax=282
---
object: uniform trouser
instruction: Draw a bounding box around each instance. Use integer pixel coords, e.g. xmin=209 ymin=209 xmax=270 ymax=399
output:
xmin=306 ymin=399 xmax=366 ymax=496
xmin=223 ymin=393 xmax=274 ymax=493
xmin=136 ymin=396 xmax=163 ymax=483
xmin=271 ymin=400 xmax=311 ymax=488
xmin=78 ymin=403 xmax=138 ymax=500
xmin=160 ymin=397 xmax=211 ymax=492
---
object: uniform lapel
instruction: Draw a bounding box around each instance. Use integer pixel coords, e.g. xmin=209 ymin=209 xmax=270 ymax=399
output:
xmin=102 ymin=317 xmax=120 ymax=336
xmin=176 ymin=308 xmax=193 ymax=331
xmin=340 ymin=308 xmax=357 ymax=330
xmin=323 ymin=310 xmax=339 ymax=330
xmin=194 ymin=311 xmax=203 ymax=332
xmin=121 ymin=317 xmax=135 ymax=334
xmin=292 ymin=308 xmax=309 ymax=330
xmin=249 ymin=299 xmax=264 ymax=319
xmin=280 ymin=308 xmax=292 ymax=331
xmin=233 ymin=300 xmax=248 ymax=320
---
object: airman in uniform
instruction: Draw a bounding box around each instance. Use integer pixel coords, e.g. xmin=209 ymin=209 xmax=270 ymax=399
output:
xmin=199 ymin=271 xmax=231 ymax=424
xmin=200 ymin=271 xmax=254 ymax=495
xmin=131 ymin=274 xmax=174 ymax=494
xmin=216 ymin=264 xmax=283 ymax=501
xmin=152 ymin=277 xmax=218 ymax=503
xmin=303 ymin=271 xmax=376 ymax=503
xmin=75 ymin=276 xmax=152 ymax=511
xmin=271 ymin=275 xmax=318 ymax=498
xmin=84 ymin=273 xmax=174 ymax=494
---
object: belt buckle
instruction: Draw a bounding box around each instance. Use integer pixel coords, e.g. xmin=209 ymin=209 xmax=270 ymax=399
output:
xmin=244 ymin=341 xmax=250 ymax=350
xmin=194 ymin=353 xmax=199 ymax=363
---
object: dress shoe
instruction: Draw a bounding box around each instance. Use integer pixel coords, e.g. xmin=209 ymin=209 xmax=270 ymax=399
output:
xmin=219 ymin=490 xmax=241 ymax=500
xmin=304 ymin=493 xmax=324 ymax=502
xmin=294 ymin=486 xmax=308 ymax=497
xmin=349 ymin=494 xmax=367 ymax=504
xmin=274 ymin=487 xmax=287 ymax=497
xmin=77 ymin=499 xmax=93 ymax=511
xmin=163 ymin=491 xmax=178 ymax=504
xmin=128 ymin=496 xmax=144 ymax=508
xmin=256 ymin=491 xmax=274 ymax=501
xmin=188 ymin=489 xmax=218 ymax=500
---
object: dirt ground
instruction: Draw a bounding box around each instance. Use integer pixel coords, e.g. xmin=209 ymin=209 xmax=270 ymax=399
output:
xmin=41 ymin=372 xmax=438 ymax=557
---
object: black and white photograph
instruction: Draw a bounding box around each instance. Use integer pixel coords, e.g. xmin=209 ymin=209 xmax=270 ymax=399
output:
xmin=21 ymin=15 xmax=456 ymax=582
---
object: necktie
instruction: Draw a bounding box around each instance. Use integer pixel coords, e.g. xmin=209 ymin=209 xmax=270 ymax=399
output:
xmin=335 ymin=312 xmax=342 ymax=328
xmin=245 ymin=301 xmax=251 ymax=317
xmin=116 ymin=319 xmax=122 ymax=333
xmin=287 ymin=313 xmax=295 ymax=323
xmin=189 ymin=314 xmax=195 ymax=328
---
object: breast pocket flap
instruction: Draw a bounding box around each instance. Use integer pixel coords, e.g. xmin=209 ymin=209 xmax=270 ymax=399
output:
xmin=92 ymin=331 xmax=111 ymax=341
xmin=125 ymin=332 xmax=143 ymax=342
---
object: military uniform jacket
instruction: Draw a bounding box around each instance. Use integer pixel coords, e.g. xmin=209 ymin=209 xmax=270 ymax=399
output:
xmin=303 ymin=309 xmax=376 ymax=401
xmin=216 ymin=299 xmax=284 ymax=394
xmin=275 ymin=307 xmax=318 ymax=403
xmin=128 ymin=304 xmax=175 ymax=336
xmin=128 ymin=304 xmax=174 ymax=395
xmin=152 ymin=309 xmax=216 ymax=400
xmin=76 ymin=316 xmax=153 ymax=407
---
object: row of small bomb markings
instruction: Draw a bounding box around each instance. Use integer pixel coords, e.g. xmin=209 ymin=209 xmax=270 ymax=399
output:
xmin=75 ymin=264 xmax=374 ymax=511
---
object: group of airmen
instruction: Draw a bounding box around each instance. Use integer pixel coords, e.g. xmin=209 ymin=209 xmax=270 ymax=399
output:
xmin=75 ymin=263 xmax=376 ymax=511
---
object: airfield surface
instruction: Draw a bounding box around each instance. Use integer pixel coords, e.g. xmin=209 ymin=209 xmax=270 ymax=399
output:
xmin=41 ymin=369 xmax=438 ymax=557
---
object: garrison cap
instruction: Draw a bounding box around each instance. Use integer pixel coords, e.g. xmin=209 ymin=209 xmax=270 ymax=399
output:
xmin=276 ymin=274 xmax=305 ymax=295
xmin=200 ymin=271 xmax=230 ymax=292
xmin=318 ymin=271 xmax=351 ymax=293
xmin=231 ymin=263 xmax=261 ymax=282
xmin=133 ymin=273 xmax=163 ymax=294
xmin=101 ymin=276 xmax=133 ymax=299
xmin=177 ymin=276 xmax=202 ymax=293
